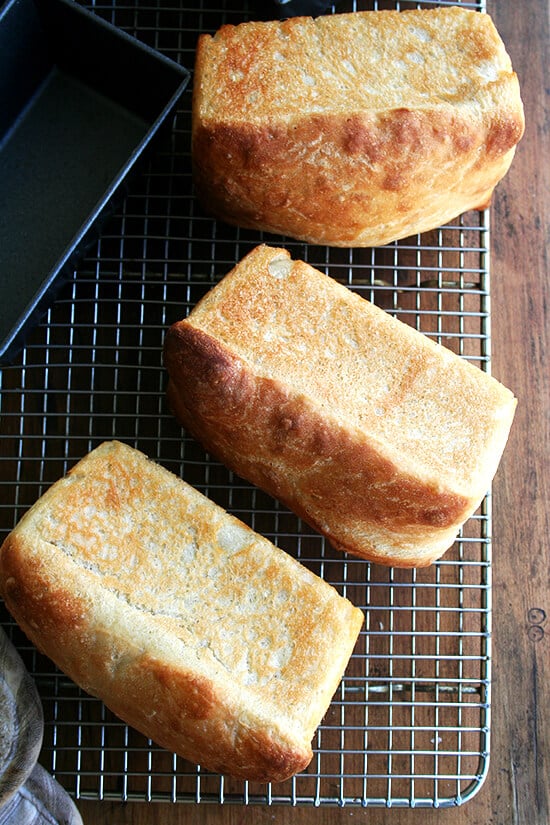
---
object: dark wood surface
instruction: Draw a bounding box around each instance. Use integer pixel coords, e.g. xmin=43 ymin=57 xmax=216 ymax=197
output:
xmin=11 ymin=2 xmax=550 ymax=823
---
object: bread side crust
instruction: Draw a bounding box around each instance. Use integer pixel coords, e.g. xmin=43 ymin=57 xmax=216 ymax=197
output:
xmin=179 ymin=245 xmax=516 ymax=495
xmin=0 ymin=533 xmax=309 ymax=781
xmin=192 ymin=9 xmax=524 ymax=246
xmin=163 ymin=245 xmax=516 ymax=566
xmin=165 ymin=325 xmax=468 ymax=566
xmin=0 ymin=442 xmax=363 ymax=781
xmin=192 ymin=104 xmax=520 ymax=247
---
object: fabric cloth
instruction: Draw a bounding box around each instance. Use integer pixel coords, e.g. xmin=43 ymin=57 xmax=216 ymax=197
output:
xmin=0 ymin=629 xmax=83 ymax=824
xmin=0 ymin=763 xmax=83 ymax=825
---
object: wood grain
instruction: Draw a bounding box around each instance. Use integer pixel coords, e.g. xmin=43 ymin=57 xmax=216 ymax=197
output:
xmin=483 ymin=1 xmax=550 ymax=823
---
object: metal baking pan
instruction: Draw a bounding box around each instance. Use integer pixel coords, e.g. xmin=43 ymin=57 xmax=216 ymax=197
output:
xmin=0 ymin=0 xmax=189 ymax=365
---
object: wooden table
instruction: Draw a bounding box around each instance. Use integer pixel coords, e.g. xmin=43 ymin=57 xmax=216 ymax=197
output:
xmin=2 ymin=2 xmax=547 ymax=824
xmin=78 ymin=3 xmax=547 ymax=824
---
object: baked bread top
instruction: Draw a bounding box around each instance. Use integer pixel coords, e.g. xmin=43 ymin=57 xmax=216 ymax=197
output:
xmin=0 ymin=441 xmax=363 ymax=781
xmin=164 ymin=245 xmax=517 ymax=566
xmin=192 ymin=7 xmax=524 ymax=246
xmin=197 ymin=8 xmax=514 ymax=122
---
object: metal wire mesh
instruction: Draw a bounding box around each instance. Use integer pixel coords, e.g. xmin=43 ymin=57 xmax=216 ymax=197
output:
xmin=0 ymin=0 xmax=492 ymax=808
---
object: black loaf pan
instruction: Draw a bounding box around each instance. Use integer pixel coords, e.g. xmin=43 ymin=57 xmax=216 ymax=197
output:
xmin=0 ymin=0 xmax=190 ymax=364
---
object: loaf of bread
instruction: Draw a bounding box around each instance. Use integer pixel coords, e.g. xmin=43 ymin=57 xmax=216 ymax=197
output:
xmin=0 ymin=441 xmax=363 ymax=782
xmin=164 ymin=245 xmax=517 ymax=567
xmin=192 ymin=7 xmax=524 ymax=247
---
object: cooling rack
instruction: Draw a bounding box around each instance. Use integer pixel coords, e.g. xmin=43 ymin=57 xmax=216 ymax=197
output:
xmin=0 ymin=0 xmax=493 ymax=809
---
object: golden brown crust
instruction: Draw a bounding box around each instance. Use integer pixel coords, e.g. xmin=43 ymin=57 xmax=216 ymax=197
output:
xmin=0 ymin=540 xmax=308 ymax=781
xmin=165 ymin=326 xmax=469 ymax=561
xmin=0 ymin=441 xmax=363 ymax=781
xmin=165 ymin=329 xmax=465 ymax=567
xmin=192 ymin=8 xmax=524 ymax=247
xmin=164 ymin=245 xmax=517 ymax=566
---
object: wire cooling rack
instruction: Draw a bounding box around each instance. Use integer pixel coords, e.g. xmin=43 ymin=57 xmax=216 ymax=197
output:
xmin=0 ymin=0 xmax=493 ymax=809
